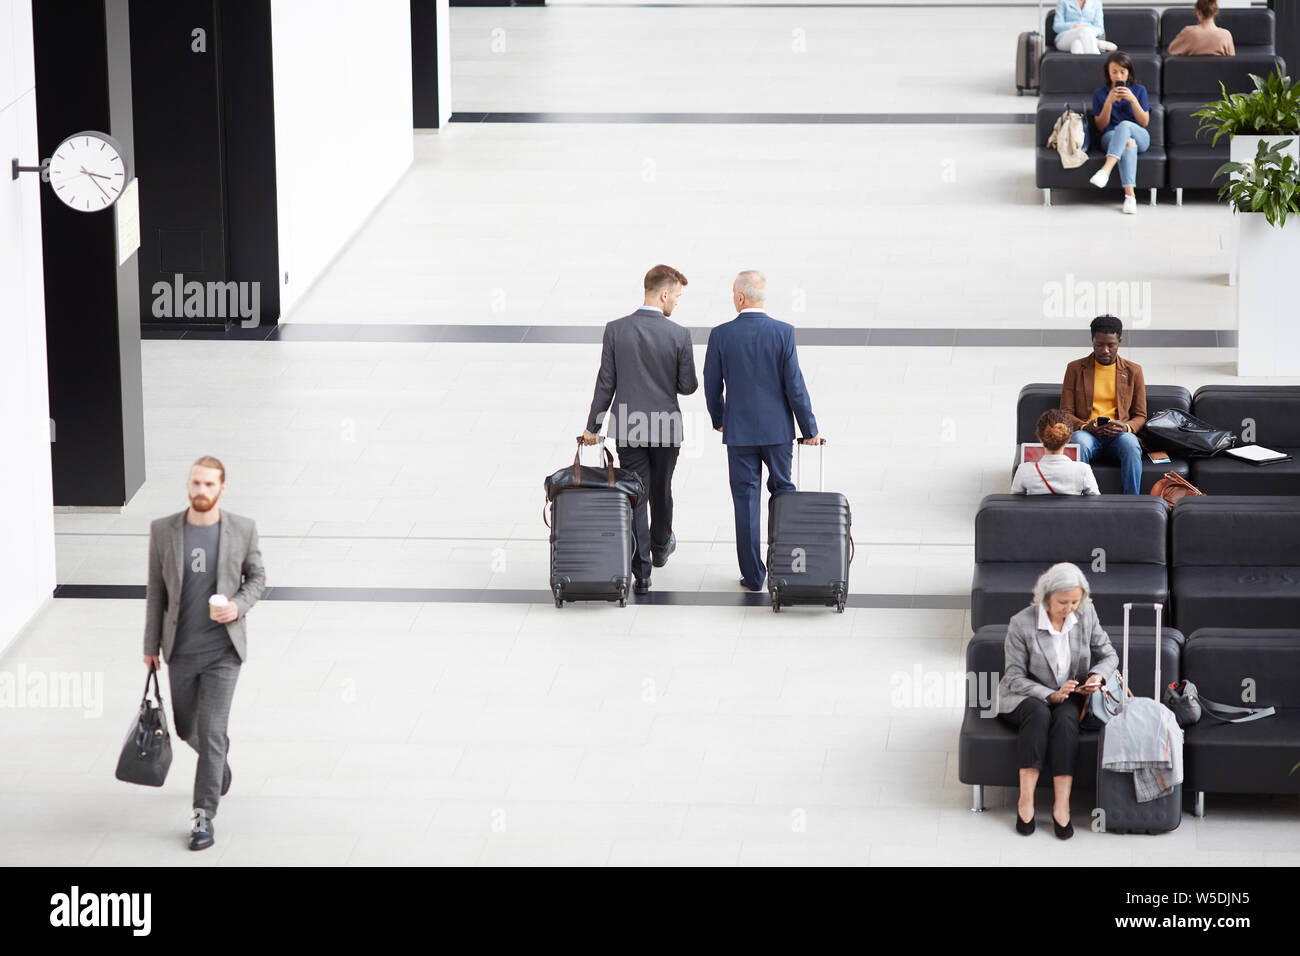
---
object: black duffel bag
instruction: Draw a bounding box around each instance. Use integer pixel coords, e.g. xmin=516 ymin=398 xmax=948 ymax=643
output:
xmin=1140 ymin=408 xmax=1237 ymax=458
xmin=544 ymin=438 xmax=646 ymax=507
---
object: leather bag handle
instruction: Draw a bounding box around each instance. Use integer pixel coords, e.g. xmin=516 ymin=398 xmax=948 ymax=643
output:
xmin=573 ymin=436 xmax=616 ymax=488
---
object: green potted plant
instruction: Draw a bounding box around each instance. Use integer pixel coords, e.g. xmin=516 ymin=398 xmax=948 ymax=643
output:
xmin=1193 ymin=70 xmax=1300 ymax=171
xmin=1214 ymin=139 xmax=1300 ymax=228
xmin=1215 ymin=139 xmax=1300 ymax=376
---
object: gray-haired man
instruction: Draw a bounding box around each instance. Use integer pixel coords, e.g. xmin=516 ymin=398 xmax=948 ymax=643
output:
xmin=143 ymin=455 xmax=265 ymax=850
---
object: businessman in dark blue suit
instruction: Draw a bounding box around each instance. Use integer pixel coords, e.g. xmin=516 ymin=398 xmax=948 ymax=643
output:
xmin=703 ymin=271 xmax=821 ymax=592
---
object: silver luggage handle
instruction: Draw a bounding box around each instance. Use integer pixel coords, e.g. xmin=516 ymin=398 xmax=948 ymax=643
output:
xmin=1121 ymin=602 xmax=1163 ymax=708
xmin=795 ymin=438 xmax=827 ymax=492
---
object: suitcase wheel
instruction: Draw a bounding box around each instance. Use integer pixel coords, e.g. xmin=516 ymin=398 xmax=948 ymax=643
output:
xmin=553 ymin=586 xmax=563 ymax=609
xmin=770 ymin=592 xmax=781 ymax=613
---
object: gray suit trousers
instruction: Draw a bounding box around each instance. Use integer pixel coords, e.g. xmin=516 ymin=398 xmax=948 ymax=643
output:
xmin=168 ymin=644 xmax=241 ymax=816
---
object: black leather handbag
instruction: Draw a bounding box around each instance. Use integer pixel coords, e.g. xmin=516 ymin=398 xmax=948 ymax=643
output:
xmin=114 ymin=665 xmax=173 ymax=787
xmin=544 ymin=438 xmax=646 ymax=507
xmin=1140 ymin=409 xmax=1237 ymax=458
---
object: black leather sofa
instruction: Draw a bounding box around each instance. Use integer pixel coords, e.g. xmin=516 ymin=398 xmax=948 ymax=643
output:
xmin=1169 ymin=496 xmax=1300 ymax=637
xmin=1159 ymin=7 xmax=1276 ymax=58
xmin=1044 ymin=8 xmax=1160 ymax=58
xmin=1188 ymin=386 xmax=1300 ymax=495
xmin=958 ymin=622 xmax=1183 ymax=809
xmin=1181 ymin=629 xmax=1300 ymax=813
xmin=1014 ymin=383 xmax=1191 ymax=494
xmin=1036 ymin=100 xmax=1166 ymax=207
xmin=1164 ymin=53 xmax=1289 ymax=201
xmin=972 ymin=495 xmax=1170 ymax=630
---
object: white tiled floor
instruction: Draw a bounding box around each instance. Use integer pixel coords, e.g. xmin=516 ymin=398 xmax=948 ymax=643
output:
xmin=7 ymin=3 xmax=1300 ymax=866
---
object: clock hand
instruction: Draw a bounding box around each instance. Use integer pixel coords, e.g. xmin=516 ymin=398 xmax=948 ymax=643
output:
xmin=87 ymin=175 xmax=112 ymax=201
xmin=85 ymin=171 xmax=113 ymax=181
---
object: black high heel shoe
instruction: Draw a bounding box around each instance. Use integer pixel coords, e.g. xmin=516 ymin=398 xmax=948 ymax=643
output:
xmin=1053 ymin=815 xmax=1074 ymax=840
xmin=1015 ymin=810 xmax=1035 ymax=835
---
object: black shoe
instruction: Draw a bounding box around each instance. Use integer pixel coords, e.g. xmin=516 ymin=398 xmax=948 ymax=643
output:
xmin=1015 ymin=811 xmax=1036 ymax=835
xmin=189 ymin=809 xmax=214 ymax=851
xmin=1053 ymin=816 xmax=1074 ymax=840
xmin=634 ymin=578 xmax=651 ymax=595
xmin=739 ymin=578 xmax=764 ymax=592
xmin=652 ymin=533 xmax=676 ymax=568
xmin=221 ymin=761 xmax=231 ymax=797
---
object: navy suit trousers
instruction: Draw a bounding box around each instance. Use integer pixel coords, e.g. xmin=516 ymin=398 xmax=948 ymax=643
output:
xmin=727 ymin=443 xmax=795 ymax=589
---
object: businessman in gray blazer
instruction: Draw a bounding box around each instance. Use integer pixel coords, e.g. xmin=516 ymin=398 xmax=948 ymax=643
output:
xmin=143 ymin=455 xmax=265 ymax=850
xmin=583 ymin=264 xmax=699 ymax=594
xmin=996 ymin=562 xmax=1117 ymax=839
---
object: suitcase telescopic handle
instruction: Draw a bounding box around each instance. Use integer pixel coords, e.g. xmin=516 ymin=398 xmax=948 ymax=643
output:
xmin=795 ymin=438 xmax=827 ymax=492
xmin=1121 ymin=602 xmax=1163 ymax=705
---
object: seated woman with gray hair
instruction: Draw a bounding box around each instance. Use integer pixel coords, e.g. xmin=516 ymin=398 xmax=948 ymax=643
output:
xmin=996 ymin=562 xmax=1118 ymax=839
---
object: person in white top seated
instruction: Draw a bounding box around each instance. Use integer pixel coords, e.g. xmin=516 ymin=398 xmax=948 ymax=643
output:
xmin=1012 ymin=409 xmax=1101 ymax=495
xmin=1054 ymin=0 xmax=1119 ymax=55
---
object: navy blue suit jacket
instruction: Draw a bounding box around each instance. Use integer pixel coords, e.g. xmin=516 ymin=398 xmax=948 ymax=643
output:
xmin=703 ymin=311 xmax=817 ymax=446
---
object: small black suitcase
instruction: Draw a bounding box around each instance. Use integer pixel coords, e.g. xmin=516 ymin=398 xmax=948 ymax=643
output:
xmin=548 ymin=487 xmax=634 ymax=608
xmin=766 ymin=440 xmax=853 ymax=613
xmin=1096 ymin=603 xmax=1183 ymax=834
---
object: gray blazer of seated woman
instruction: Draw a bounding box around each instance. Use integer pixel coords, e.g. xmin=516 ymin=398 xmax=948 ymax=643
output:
xmin=996 ymin=562 xmax=1118 ymax=839
xmin=1011 ymin=408 xmax=1100 ymax=496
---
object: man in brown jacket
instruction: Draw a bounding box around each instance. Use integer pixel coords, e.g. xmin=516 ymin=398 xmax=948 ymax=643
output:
xmin=1060 ymin=315 xmax=1147 ymax=494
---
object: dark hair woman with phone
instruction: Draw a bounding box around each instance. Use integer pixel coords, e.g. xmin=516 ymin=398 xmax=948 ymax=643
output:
xmin=1087 ymin=52 xmax=1150 ymax=215
xmin=1011 ymin=409 xmax=1100 ymax=495
xmin=996 ymin=563 xmax=1118 ymax=839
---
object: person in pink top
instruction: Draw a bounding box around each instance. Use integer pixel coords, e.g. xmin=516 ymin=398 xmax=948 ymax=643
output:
xmin=1167 ymin=0 xmax=1236 ymax=56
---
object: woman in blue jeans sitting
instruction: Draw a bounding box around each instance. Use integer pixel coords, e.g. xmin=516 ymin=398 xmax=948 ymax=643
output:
xmin=1087 ymin=52 xmax=1151 ymax=215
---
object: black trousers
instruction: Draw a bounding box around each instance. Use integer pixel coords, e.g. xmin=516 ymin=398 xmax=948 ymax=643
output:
xmin=999 ymin=696 xmax=1084 ymax=778
xmin=616 ymin=443 xmax=680 ymax=580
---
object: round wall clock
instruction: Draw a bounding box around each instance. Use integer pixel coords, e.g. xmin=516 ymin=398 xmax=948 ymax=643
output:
xmin=47 ymin=130 xmax=130 ymax=213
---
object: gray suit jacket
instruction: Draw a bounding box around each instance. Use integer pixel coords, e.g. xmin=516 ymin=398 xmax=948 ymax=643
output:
xmin=143 ymin=510 xmax=266 ymax=662
xmin=586 ymin=308 xmax=698 ymax=447
xmin=996 ymin=602 xmax=1118 ymax=714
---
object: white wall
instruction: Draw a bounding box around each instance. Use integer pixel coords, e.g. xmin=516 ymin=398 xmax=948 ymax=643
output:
xmin=0 ymin=0 xmax=56 ymax=649
xmin=270 ymin=0 xmax=415 ymax=318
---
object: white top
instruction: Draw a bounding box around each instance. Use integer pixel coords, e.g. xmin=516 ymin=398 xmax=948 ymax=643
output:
xmin=739 ymin=307 xmax=766 ymax=313
xmin=637 ymin=305 xmax=664 ymax=315
xmin=1038 ymin=606 xmax=1079 ymax=685
xmin=1011 ymin=454 xmax=1100 ymax=496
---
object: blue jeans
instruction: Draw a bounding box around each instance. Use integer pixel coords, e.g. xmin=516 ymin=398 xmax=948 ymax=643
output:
xmin=727 ymin=443 xmax=795 ymax=589
xmin=1100 ymin=121 xmax=1151 ymax=189
xmin=1071 ymin=429 xmax=1143 ymax=495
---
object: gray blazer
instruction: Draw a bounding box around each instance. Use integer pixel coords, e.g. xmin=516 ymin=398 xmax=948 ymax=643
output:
xmin=143 ymin=510 xmax=266 ymax=662
xmin=586 ymin=308 xmax=698 ymax=447
xmin=996 ymin=602 xmax=1118 ymax=714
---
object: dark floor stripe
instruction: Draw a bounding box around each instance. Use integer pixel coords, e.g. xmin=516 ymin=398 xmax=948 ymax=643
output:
xmin=52 ymin=583 xmax=969 ymax=610
xmin=141 ymin=323 xmax=1238 ymax=348
xmin=549 ymin=2 xmax=1196 ymax=7
xmin=451 ymin=111 xmax=1034 ymax=125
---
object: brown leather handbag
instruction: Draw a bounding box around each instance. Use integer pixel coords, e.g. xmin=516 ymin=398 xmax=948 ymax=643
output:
xmin=1149 ymin=471 xmax=1204 ymax=508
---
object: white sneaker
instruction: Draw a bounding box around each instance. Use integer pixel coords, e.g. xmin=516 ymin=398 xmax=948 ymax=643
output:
xmin=1090 ymin=169 xmax=1111 ymax=189
xmin=1098 ymin=40 xmax=1118 ymax=52
xmin=1122 ymin=195 xmax=1137 ymax=215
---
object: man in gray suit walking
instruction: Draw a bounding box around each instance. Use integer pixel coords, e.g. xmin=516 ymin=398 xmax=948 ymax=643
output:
xmin=143 ymin=455 xmax=265 ymax=850
xmin=583 ymin=265 xmax=698 ymax=594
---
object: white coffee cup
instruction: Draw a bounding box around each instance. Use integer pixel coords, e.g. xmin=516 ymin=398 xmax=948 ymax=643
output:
xmin=209 ymin=594 xmax=229 ymax=621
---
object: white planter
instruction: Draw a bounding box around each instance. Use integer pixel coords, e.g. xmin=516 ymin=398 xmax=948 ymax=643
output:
xmin=1227 ymin=136 xmax=1299 ymax=286
xmin=1236 ymin=211 xmax=1300 ymax=376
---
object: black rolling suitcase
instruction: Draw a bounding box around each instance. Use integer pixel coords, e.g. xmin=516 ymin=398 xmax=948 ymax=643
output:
xmin=545 ymin=439 xmax=643 ymax=608
xmin=1096 ymin=603 xmax=1183 ymax=834
xmin=1016 ymin=0 xmax=1044 ymax=94
xmin=766 ymin=440 xmax=853 ymax=613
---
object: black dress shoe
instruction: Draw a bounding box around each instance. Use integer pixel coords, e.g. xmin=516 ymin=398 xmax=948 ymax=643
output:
xmin=652 ymin=533 xmax=677 ymax=568
xmin=634 ymin=578 xmax=651 ymax=595
xmin=738 ymin=578 xmax=763 ymax=592
xmin=1054 ymin=817 xmax=1074 ymax=840
xmin=1015 ymin=811 xmax=1036 ymax=835
xmin=221 ymin=761 xmax=231 ymax=797
xmin=189 ymin=809 xmax=214 ymax=851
